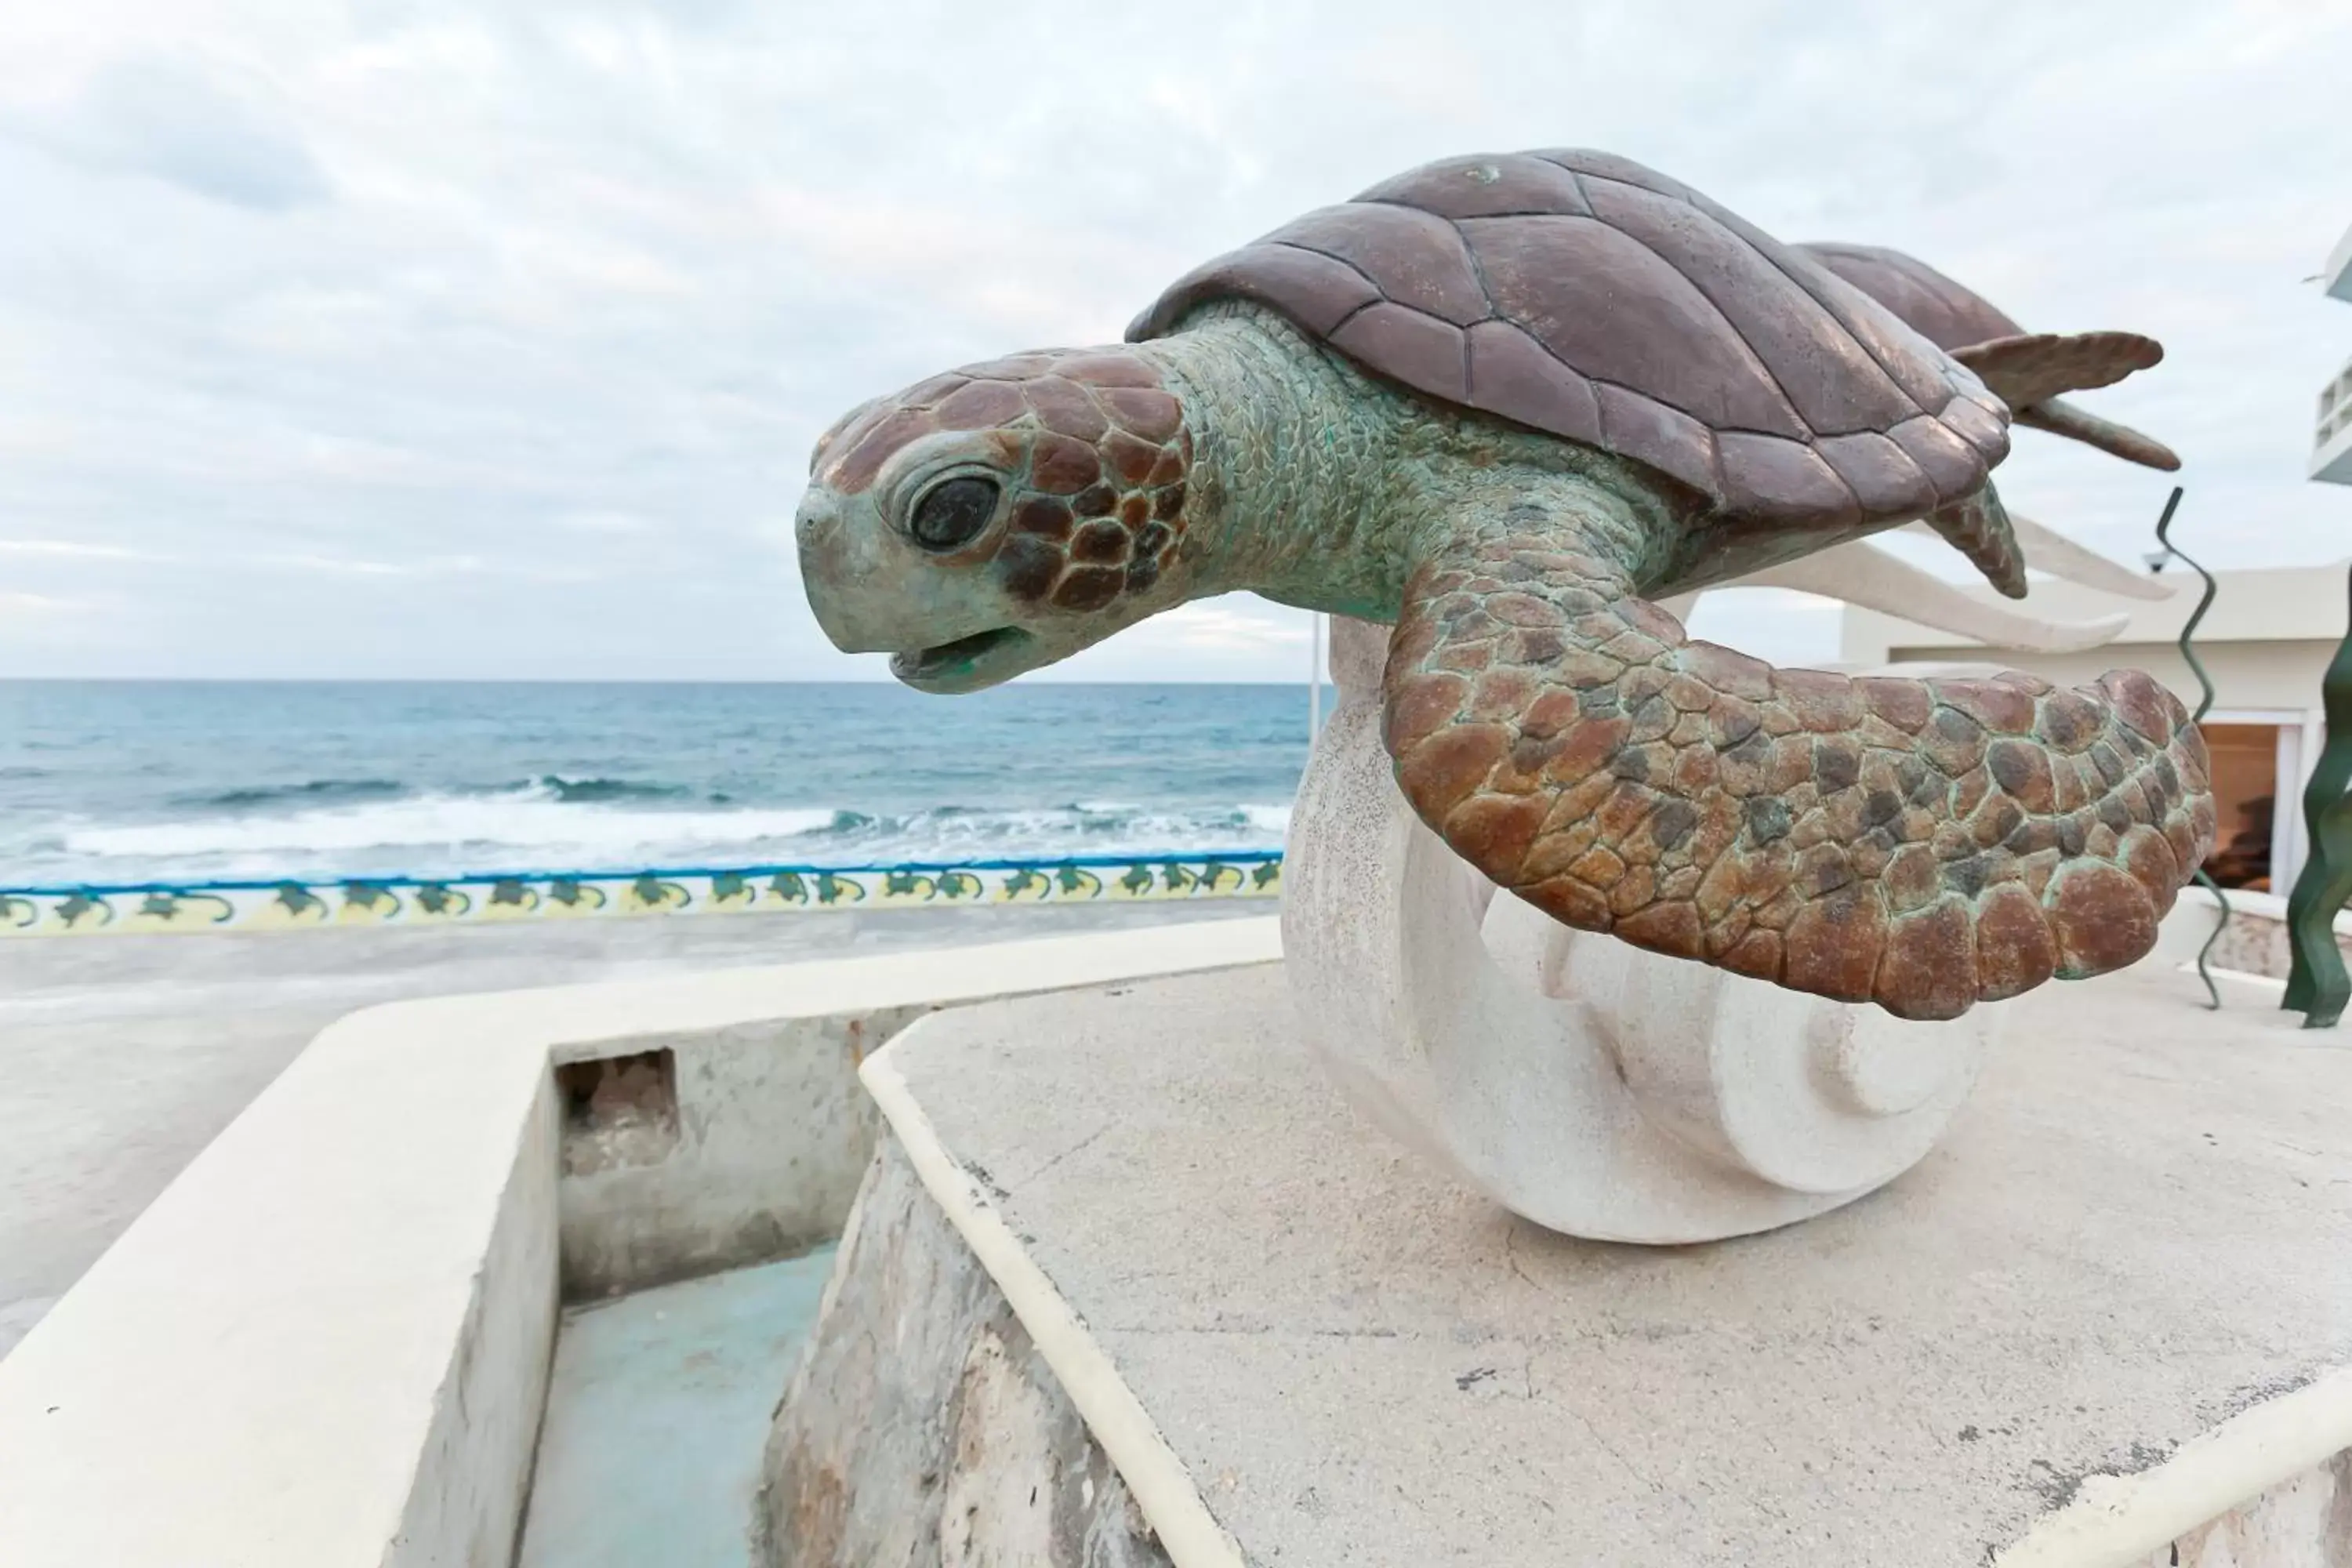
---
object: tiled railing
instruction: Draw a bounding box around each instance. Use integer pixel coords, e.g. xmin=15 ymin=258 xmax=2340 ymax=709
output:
xmin=0 ymin=850 xmax=1284 ymax=938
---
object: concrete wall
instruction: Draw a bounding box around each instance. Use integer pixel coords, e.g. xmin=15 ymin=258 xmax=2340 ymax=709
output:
xmin=759 ymin=1139 xmax=1173 ymax=1567
xmin=1857 ymin=639 xmax=2336 ymax=721
xmin=0 ymin=985 xmax=566 ymax=1568
xmin=396 ymin=1078 xmax=564 ymax=1568
xmin=0 ymin=919 xmax=1283 ymax=1568
xmin=1839 ymin=562 xmax=2350 ymax=671
xmin=557 ymin=1007 xmax=925 ymax=1300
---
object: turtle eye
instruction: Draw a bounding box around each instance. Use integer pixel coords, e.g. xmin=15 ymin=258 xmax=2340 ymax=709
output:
xmin=907 ymin=476 xmax=1000 ymax=552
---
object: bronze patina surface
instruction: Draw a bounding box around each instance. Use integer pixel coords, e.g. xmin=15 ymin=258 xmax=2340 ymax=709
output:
xmin=1798 ymin=241 xmax=2183 ymax=472
xmin=794 ymin=148 xmax=2214 ymax=1018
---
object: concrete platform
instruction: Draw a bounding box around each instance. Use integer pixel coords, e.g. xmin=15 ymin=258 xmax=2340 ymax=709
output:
xmin=815 ymin=960 xmax=2352 ymax=1566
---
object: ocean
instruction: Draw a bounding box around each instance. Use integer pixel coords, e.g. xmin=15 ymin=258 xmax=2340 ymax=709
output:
xmin=0 ymin=682 xmax=1328 ymax=889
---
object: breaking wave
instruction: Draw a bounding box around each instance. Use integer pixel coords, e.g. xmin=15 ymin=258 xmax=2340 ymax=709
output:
xmin=20 ymin=781 xmax=1293 ymax=884
xmin=178 ymin=778 xmax=410 ymax=810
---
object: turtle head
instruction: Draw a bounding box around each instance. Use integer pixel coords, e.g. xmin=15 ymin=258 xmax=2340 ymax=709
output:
xmin=795 ymin=348 xmax=1196 ymax=694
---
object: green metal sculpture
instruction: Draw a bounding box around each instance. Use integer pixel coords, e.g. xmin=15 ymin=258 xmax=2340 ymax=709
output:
xmin=2153 ymin=488 xmax=2229 ymax=1008
xmin=2282 ymin=562 xmax=2352 ymax=1028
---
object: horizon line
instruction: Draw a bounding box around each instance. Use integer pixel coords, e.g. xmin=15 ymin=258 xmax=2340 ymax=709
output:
xmin=0 ymin=675 xmax=1340 ymax=687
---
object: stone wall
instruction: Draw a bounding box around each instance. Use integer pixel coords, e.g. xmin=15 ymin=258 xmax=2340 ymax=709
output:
xmin=758 ymin=1137 xmax=1172 ymax=1568
xmin=557 ymin=1007 xmax=923 ymax=1300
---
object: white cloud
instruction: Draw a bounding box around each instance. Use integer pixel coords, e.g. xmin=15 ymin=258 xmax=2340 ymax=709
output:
xmin=557 ymin=510 xmax=653 ymax=535
xmin=0 ymin=590 xmax=95 ymax=615
xmin=249 ymin=550 xmax=490 ymax=578
xmin=4 ymin=52 xmax=329 ymax=210
xmin=1683 ymin=588 xmax=1846 ymax=667
xmin=251 ymin=552 xmax=405 ymax=577
xmin=0 ymin=0 xmax=2344 ymax=679
xmin=0 ymin=539 xmax=165 ymax=561
xmin=1138 ymin=601 xmax=1314 ymax=656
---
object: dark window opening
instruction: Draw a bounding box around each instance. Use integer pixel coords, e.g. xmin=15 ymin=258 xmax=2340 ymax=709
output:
xmin=554 ymin=1048 xmax=680 ymax=1175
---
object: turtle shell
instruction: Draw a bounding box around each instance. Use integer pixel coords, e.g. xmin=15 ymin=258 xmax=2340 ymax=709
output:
xmin=1127 ymin=150 xmax=2009 ymax=533
xmin=1795 ymin=242 xmax=2025 ymax=352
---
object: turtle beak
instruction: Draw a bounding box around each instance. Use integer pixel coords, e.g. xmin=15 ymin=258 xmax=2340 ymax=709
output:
xmin=890 ymin=626 xmax=1041 ymax=692
xmin=795 ymin=488 xmax=887 ymax=652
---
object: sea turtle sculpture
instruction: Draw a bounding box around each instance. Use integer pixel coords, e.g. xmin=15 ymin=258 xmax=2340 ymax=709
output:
xmin=1795 ymin=243 xmax=2182 ymax=472
xmin=1662 ymin=242 xmax=2183 ymax=642
xmin=796 ymin=148 xmax=2216 ymax=1020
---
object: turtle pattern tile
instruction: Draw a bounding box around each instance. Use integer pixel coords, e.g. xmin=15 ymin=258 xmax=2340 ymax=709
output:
xmin=1127 ymin=147 xmax=2010 ymax=542
xmin=811 ymin=350 xmax=1191 ymax=612
xmin=1384 ymin=527 xmax=2218 ymax=1020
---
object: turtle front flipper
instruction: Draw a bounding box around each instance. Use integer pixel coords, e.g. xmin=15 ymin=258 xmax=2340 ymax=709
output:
xmin=1924 ymin=483 xmax=2025 ymax=599
xmin=1950 ymin=332 xmax=2162 ymax=412
xmin=1381 ymin=488 xmax=2217 ymax=1020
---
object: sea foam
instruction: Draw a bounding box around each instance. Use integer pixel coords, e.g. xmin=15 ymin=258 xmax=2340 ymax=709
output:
xmin=35 ymin=783 xmax=1294 ymax=884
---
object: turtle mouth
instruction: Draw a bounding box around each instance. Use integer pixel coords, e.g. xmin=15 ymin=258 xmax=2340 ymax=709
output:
xmin=891 ymin=626 xmax=1036 ymax=691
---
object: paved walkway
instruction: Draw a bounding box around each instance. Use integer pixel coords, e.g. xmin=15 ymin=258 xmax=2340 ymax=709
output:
xmin=0 ymin=902 xmax=1255 ymax=1359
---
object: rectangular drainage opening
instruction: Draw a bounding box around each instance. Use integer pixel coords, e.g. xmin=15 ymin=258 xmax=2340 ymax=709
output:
xmin=555 ymin=1048 xmax=681 ymax=1176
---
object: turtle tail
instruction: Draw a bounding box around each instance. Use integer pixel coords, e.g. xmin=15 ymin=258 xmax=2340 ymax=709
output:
xmin=1380 ymin=513 xmax=2217 ymax=1020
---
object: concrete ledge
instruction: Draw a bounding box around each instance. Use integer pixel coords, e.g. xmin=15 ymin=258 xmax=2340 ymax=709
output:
xmin=804 ymin=957 xmax=2352 ymax=1567
xmin=759 ymin=1140 xmax=1174 ymax=1566
xmin=0 ymin=919 xmax=1281 ymax=1568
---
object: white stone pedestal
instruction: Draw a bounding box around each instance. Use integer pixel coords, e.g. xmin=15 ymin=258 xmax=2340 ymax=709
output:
xmin=767 ymin=956 xmax=2352 ymax=1567
xmin=1280 ymin=616 xmax=2005 ymax=1243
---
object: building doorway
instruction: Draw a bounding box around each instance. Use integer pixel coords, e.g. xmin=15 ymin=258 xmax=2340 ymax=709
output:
xmin=2201 ymin=723 xmax=2279 ymax=889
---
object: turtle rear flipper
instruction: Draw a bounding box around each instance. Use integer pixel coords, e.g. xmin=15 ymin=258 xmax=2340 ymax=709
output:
xmin=1796 ymin=243 xmax=2181 ymax=472
xmin=1951 ymin=332 xmax=2161 ymax=410
xmin=1925 ymin=484 xmax=2025 ymax=599
xmin=2015 ymin=397 xmax=2182 ymax=472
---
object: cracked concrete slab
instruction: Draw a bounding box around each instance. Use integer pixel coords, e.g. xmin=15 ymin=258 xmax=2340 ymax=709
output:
xmin=867 ymin=958 xmax=2352 ymax=1566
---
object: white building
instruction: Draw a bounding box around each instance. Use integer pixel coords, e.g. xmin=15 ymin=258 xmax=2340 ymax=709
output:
xmin=2314 ymin=220 xmax=2352 ymax=485
xmin=1841 ymin=563 xmax=2347 ymax=898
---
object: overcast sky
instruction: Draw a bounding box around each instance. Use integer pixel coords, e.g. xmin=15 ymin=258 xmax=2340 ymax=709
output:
xmin=1 ymin=0 xmax=2346 ymax=681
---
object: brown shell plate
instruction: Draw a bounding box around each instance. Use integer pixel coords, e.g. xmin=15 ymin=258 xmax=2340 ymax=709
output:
xmin=1794 ymin=243 xmax=2025 ymax=354
xmin=1127 ymin=150 xmax=2010 ymax=533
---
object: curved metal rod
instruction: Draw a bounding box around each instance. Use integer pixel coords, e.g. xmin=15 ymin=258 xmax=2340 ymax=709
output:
xmin=2281 ymin=563 xmax=2352 ymax=1027
xmin=2154 ymin=486 xmax=2228 ymax=1008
